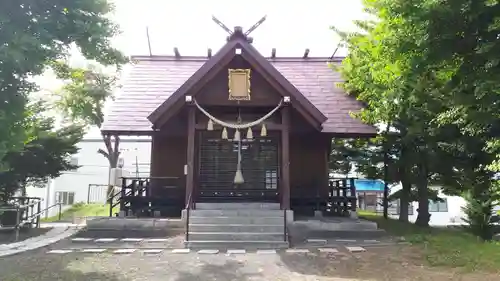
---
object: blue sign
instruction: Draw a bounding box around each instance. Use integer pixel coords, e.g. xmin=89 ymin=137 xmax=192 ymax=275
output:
xmin=354 ymin=179 xmax=385 ymax=192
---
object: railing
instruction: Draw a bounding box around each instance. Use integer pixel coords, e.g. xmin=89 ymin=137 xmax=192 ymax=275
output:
xmin=198 ymin=189 xmax=279 ymax=202
xmin=185 ymin=189 xmax=193 ymax=242
xmin=109 ymin=176 xmax=181 ymax=217
xmin=283 ymin=208 xmax=287 ymax=242
xmin=327 ymin=178 xmax=357 ymax=216
xmin=0 ymin=197 xmax=63 ymax=242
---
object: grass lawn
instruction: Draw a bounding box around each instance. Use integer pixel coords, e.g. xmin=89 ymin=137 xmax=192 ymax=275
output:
xmin=41 ymin=203 xmax=118 ymax=222
xmin=358 ymin=210 xmax=500 ymax=272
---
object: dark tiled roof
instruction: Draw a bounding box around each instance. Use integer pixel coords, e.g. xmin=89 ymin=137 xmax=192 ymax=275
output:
xmin=102 ymin=56 xmax=376 ymax=135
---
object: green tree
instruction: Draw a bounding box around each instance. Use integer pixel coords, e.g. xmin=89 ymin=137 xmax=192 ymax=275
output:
xmin=0 ymin=0 xmax=126 ymax=171
xmin=52 ymin=63 xmax=124 ymax=200
xmin=336 ymin=0 xmax=500 ymax=239
xmin=392 ymin=0 xmax=500 ymax=239
xmin=0 ymin=102 xmax=84 ymax=202
xmin=333 ymin=0 xmax=444 ymax=226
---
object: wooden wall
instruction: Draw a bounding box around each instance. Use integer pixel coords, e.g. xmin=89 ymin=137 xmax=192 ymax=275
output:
xmin=289 ymin=132 xmax=330 ymax=199
xmin=150 ymin=134 xmax=187 ymax=197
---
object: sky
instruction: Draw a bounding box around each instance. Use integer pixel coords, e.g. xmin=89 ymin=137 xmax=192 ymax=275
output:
xmin=37 ymin=0 xmax=368 ymax=138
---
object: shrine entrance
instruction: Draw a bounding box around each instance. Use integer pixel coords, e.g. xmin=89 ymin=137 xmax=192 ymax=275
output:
xmin=197 ymin=131 xmax=280 ymax=202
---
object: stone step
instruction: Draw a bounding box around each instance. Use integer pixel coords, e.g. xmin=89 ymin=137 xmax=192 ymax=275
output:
xmin=195 ymin=203 xmax=281 ymax=210
xmin=184 ymin=240 xmax=289 ymax=250
xmin=86 ymin=217 xmax=183 ymax=230
xmin=188 ymin=223 xmax=284 ymax=233
xmin=190 ymin=209 xmax=285 ymax=217
xmin=188 ymin=232 xmax=286 ymax=241
xmin=189 ymin=216 xmax=285 ymax=225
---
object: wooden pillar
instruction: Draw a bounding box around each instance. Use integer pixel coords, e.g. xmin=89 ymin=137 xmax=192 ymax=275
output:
xmin=281 ymin=106 xmax=290 ymax=209
xmin=185 ymin=106 xmax=196 ymax=207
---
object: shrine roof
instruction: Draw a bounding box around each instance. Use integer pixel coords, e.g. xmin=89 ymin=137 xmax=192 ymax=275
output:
xmin=101 ymin=55 xmax=376 ymax=136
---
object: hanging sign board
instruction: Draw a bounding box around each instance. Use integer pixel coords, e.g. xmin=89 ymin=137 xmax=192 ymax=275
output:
xmin=228 ymin=69 xmax=251 ymax=101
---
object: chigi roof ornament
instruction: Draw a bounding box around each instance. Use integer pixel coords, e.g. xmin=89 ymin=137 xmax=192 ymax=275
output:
xmin=211 ymin=15 xmax=267 ymax=43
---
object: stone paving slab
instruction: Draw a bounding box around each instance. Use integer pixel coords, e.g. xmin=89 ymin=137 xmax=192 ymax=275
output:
xmin=142 ymin=249 xmax=163 ymax=254
xmin=318 ymin=248 xmax=339 ymax=253
xmin=44 ymin=243 xmax=380 ymax=255
xmin=113 ymin=249 xmax=137 ymax=254
xmin=94 ymin=238 xmax=117 ymax=243
xmin=172 ymin=249 xmax=190 ymax=254
xmin=81 ymin=249 xmax=107 ymax=253
xmin=285 ymin=248 xmax=310 ymax=253
xmin=198 ymin=249 xmax=219 ymax=254
xmin=45 ymin=247 xmax=370 ymax=256
xmin=226 ymin=249 xmax=246 ymax=254
xmin=346 ymin=246 xmax=366 ymax=252
xmin=256 ymin=249 xmax=277 ymax=254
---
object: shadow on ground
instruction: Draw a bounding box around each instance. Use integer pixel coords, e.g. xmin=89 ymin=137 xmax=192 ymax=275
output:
xmin=0 ymin=248 xmax=130 ymax=281
xmin=175 ymin=260 xmax=262 ymax=281
xmin=0 ymin=227 xmax=52 ymax=244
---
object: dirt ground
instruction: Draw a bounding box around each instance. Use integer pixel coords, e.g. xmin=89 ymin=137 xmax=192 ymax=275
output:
xmin=1 ymin=241 xmax=499 ymax=280
xmin=304 ymin=245 xmax=500 ymax=281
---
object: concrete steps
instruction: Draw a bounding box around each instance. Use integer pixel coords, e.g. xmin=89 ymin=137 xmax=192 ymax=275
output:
xmin=186 ymin=203 xmax=289 ymax=249
xmin=195 ymin=203 xmax=281 ymax=210
xmin=189 ymin=216 xmax=284 ymax=225
xmin=189 ymin=224 xmax=283 ymax=233
xmin=185 ymin=240 xmax=289 ymax=250
xmin=188 ymin=232 xmax=285 ymax=241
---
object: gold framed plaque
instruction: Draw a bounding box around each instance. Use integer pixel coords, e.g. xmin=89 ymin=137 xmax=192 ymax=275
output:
xmin=228 ymin=69 xmax=251 ymax=101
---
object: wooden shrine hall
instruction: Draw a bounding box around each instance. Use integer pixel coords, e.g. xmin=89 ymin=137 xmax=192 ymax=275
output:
xmin=101 ymin=23 xmax=376 ymax=219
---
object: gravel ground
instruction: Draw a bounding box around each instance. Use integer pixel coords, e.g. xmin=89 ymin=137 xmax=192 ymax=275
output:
xmin=1 ymin=244 xmax=499 ymax=281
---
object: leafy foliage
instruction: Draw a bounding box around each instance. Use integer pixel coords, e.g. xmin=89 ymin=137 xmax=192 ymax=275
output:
xmin=0 ymin=102 xmax=84 ymax=202
xmin=53 ymin=63 xmax=123 ymax=169
xmin=0 ymin=0 xmax=126 ymax=169
xmin=334 ymin=0 xmax=500 ymax=237
xmin=0 ymin=0 xmax=126 ymax=201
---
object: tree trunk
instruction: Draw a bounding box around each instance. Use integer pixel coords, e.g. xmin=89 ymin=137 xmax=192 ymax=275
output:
xmin=398 ymin=145 xmax=411 ymax=222
xmin=99 ymin=135 xmax=120 ymax=205
xmin=415 ymin=160 xmax=430 ymax=227
xmin=398 ymin=179 xmax=411 ymax=222
xmin=106 ymin=152 xmax=119 ymax=203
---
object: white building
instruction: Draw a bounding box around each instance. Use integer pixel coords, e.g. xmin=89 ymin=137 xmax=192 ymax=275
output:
xmin=26 ymin=137 xmax=152 ymax=218
xmin=387 ymin=186 xmax=468 ymax=226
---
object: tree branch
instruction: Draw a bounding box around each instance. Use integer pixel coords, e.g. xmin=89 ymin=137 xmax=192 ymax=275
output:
xmin=97 ymin=148 xmax=109 ymax=159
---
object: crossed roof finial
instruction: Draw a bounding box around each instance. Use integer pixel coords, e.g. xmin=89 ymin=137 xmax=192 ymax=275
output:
xmin=212 ymin=15 xmax=267 ymax=43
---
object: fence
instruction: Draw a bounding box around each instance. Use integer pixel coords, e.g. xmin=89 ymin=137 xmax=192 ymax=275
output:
xmin=87 ymin=184 xmax=109 ymax=204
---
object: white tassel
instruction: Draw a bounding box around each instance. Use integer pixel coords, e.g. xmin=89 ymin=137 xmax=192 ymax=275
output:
xmin=207 ymin=119 xmax=214 ymax=131
xmin=246 ymin=127 xmax=253 ymax=139
xmin=234 ymin=129 xmax=240 ymax=141
xmin=221 ymin=127 xmax=228 ymax=139
xmin=234 ymin=169 xmax=244 ymax=184
xmin=260 ymin=123 xmax=267 ymax=137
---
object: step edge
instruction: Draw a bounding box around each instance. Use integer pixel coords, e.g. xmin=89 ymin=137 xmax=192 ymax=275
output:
xmin=188 ymin=232 xmax=285 ymax=235
xmin=189 ymin=223 xmax=283 ymax=227
xmin=185 ymin=240 xmax=289 ymax=243
xmin=189 ymin=216 xmax=284 ymax=219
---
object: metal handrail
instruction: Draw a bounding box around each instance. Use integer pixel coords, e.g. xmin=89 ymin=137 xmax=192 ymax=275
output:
xmin=0 ymin=199 xmax=63 ymax=242
xmin=283 ymin=208 xmax=287 ymax=242
xmin=185 ymin=189 xmax=193 ymax=242
xmin=32 ymin=202 xmax=63 ymax=222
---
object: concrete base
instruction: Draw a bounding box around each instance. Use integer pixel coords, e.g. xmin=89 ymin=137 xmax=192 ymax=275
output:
xmin=86 ymin=217 xmax=184 ymax=230
xmin=288 ymin=216 xmax=386 ymax=241
xmin=286 ymin=209 xmax=294 ymax=224
xmin=290 ymin=217 xmax=378 ymax=231
xmin=349 ymin=210 xmax=359 ymax=219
